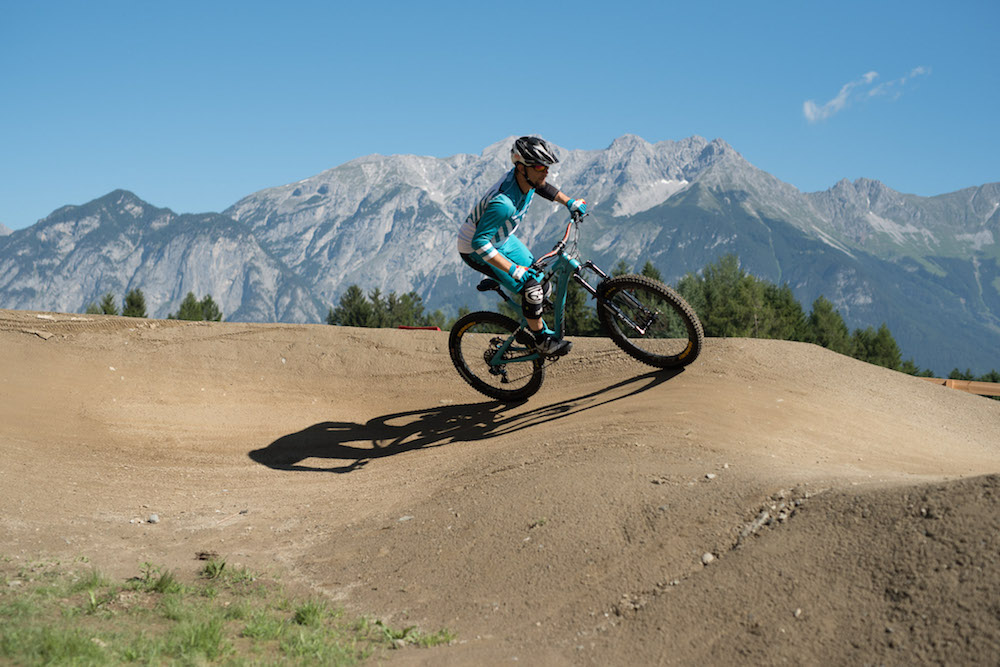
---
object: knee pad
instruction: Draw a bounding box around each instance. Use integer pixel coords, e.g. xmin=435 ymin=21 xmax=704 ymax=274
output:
xmin=521 ymin=278 xmax=545 ymax=319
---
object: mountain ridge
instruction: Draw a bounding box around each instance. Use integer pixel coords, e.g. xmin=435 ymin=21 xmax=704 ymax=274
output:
xmin=1 ymin=135 xmax=997 ymax=374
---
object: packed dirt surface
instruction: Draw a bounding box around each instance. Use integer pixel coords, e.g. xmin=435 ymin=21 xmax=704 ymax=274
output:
xmin=2 ymin=308 xmax=999 ymax=665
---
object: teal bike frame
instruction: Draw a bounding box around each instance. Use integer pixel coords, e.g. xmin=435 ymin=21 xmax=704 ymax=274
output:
xmin=478 ymin=212 xmax=608 ymax=366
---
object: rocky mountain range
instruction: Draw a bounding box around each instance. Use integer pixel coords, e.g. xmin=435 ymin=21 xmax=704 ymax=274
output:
xmin=1 ymin=135 xmax=997 ymax=374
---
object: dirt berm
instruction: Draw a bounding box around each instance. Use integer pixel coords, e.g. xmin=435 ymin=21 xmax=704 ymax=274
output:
xmin=2 ymin=308 xmax=998 ymax=664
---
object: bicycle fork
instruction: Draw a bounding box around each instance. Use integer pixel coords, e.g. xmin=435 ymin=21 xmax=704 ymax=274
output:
xmin=575 ymin=262 xmax=658 ymax=336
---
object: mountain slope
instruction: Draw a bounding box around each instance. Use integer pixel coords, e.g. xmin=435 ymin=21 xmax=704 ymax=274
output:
xmin=0 ymin=190 xmax=325 ymax=321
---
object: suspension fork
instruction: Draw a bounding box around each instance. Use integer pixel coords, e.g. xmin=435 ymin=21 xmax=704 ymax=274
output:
xmin=582 ymin=262 xmax=656 ymax=335
xmin=573 ymin=260 xmax=608 ymax=298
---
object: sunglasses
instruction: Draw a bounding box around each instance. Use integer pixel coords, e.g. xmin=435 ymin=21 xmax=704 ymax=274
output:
xmin=527 ymin=164 xmax=549 ymax=172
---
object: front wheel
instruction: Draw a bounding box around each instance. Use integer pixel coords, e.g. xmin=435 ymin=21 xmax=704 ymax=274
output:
xmin=449 ymin=311 xmax=544 ymax=402
xmin=597 ymin=275 xmax=703 ymax=368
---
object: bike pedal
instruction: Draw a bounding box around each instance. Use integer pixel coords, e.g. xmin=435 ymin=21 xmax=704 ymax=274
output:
xmin=515 ymin=330 xmax=535 ymax=346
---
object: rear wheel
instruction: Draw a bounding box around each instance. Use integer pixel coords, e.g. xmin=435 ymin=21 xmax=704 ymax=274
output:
xmin=449 ymin=311 xmax=544 ymax=402
xmin=597 ymin=275 xmax=703 ymax=368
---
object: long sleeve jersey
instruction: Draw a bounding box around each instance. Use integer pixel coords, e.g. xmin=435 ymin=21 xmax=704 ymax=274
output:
xmin=456 ymin=169 xmax=535 ymax=260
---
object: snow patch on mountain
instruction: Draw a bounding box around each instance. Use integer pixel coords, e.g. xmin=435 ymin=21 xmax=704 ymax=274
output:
xmin=612 ymin=179 xmax=690 ymax=216
xmin=956 ymin=230 xmax=995 ymax=251
xmin=865 ymin=211 xmax=938 ymax=246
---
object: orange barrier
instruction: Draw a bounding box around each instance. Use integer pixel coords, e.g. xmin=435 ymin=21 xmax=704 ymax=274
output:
xmin=921 ymin=377 xmax=1000 ymax=397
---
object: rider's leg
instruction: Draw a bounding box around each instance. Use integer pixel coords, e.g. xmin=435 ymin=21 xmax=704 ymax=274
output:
xmin=498 ymin=240 xmax=570 ymax=355
xmin=493 ymin=237 xmax=548 ymax=333
xmin=464 ymin=239 xmax=569 ymax=355
xmin=466 ymin=240 xmax=545 ymax=326
xmin=462 ymin=251 xmax=545 ymax=329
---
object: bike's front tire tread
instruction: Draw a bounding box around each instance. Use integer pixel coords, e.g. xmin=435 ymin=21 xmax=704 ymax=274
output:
xmin=597 ymin=274 xmax=704 ymax=369
xmin=448 ymin=311 xmax=544 ymax=402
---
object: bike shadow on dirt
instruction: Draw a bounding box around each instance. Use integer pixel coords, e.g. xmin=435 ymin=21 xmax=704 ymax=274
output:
xmin=248 ymin=367 xmax=683 ymax=474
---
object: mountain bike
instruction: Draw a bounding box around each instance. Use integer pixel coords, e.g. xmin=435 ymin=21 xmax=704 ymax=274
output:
xmin=449 ymin=212 xmax=704 ymax=402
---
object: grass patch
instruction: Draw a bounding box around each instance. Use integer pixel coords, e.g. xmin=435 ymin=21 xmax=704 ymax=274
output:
xmin=0 ymin=557 xmax=455 ymax=664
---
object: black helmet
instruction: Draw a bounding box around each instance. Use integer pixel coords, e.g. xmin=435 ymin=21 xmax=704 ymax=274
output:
xmin=511 ymin=136 xmax=559 ymax=167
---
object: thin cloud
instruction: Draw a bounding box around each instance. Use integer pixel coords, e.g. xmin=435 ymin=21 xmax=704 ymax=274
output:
xmin=803 ymin=67 xmax=930 ymax=123
xmin=869 ymin=66 xmax=931 ymax=100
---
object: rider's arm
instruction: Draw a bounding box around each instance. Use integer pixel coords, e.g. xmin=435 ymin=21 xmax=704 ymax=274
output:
xmin=535 ymin=181 xmax=572 ymax=207
xmin=486 ymin=252 xmax=515 ymax=275
xmin=470 ymin=196 xmax=516 ymax=265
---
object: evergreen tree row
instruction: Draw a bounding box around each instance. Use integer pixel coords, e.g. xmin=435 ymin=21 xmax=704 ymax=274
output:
xmin=84 ymin=289 xmax=148 ymax=318
xmin=83 ymin=290 xmax=223 ymax=321
xmin=673 ymin=254 xmax=926 ymax=374
xmin=326 ymin=286 xmax=450 ymax=329
xmin=167 ymin=293 xmax=223 ymax=321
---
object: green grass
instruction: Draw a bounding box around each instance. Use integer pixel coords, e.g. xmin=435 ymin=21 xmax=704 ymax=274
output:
xmin=0 ymin=557 xmax=455 ymax=665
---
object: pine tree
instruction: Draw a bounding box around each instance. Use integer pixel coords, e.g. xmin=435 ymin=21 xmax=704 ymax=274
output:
xmin=99 ymin=292 xmax=118 ymax=315
xmin=327 ymin=285 xmax=374 ymax=327
xmin=383 ymin=291 xmax=428 ymax=327
xmin=122 ymin=289 xmax=147 ymax=318
xmin=900 ymin=359 xmax=935 ymax=377
xmin=199 ymin=295 xmax=223 ymax=322
xmin=640 ymin=260 xmax=662 ymax=282
xmin=676 ymin=271 xmax=706 ymax=321
xmin=365 ymin=288 xmax=388 ymax=327
xmin=84 ymin=291 xmax=120 ymax=315
xmin=698 ymin=254 xmax=761 ymax=337
xmin=762 ymin=283 xmax=809 ymax=341
xmin=807 ymin=296 xmax=853 ymax=355
xmin=979 ymin=369 xmax=1000 ymax=383
xmin=169 ymin=292 xmax=203 ymax=320
xmin=851 ymin=323 xmax=902 ymax=370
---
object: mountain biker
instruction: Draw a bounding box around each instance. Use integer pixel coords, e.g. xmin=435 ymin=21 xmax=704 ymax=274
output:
xmin=457 ymin=136 xmax=587 ymax=356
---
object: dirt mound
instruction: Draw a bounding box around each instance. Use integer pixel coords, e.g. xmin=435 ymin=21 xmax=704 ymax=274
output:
xmin=602 ymin=474 xmax=1000 ymax=665
xmin=1 ymin=309 xmax=998 ymax=664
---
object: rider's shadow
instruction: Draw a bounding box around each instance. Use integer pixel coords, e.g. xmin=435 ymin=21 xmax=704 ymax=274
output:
xmin=248 ymin=402 xmax=509 ymax=473
xmin=248 ymin=368 xmax=683 ymax=474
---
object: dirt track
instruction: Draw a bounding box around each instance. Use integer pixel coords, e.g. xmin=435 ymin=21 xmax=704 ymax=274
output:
xmin=2 ymin=308 xmax=999 ymax=664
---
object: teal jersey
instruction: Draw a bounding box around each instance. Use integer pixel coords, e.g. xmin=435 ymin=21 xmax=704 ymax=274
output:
xmin=457 ymin=168 xmax=535 ymax=260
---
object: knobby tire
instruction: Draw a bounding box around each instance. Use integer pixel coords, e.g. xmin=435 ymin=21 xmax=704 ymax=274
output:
xmin=597 ymin=274 xmax=704 ymax=368
xmin=449 ymin=311 xmax=545 ymax=402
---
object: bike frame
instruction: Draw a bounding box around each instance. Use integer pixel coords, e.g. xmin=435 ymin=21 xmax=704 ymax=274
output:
xmin=484 ymin=215 xmax=610 ymax=366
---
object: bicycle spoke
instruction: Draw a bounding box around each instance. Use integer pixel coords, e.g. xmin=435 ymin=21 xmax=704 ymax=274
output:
xmin=449 ymin=312 xmax=545 ymax=401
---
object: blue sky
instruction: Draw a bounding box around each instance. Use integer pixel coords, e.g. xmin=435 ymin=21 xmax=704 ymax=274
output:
xmin=2 ymin=0 xmax=997 ymax=230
